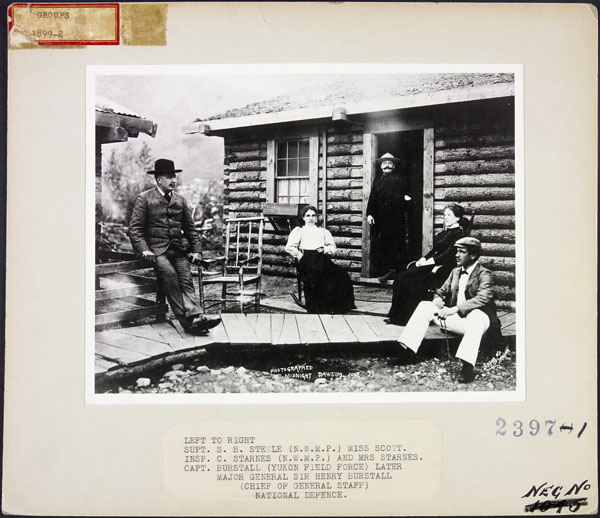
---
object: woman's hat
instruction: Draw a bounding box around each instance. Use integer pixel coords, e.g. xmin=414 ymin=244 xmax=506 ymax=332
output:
xmin=445 ymin=203 xmax=465 ymax=219
xmin=147 ymin=158 xmax=183 ymax=175
xmin=374 ymin=152 xmax=401 ymax=164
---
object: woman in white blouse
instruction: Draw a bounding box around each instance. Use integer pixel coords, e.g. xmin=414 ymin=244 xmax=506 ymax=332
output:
xmin=285 ymin=206 xmax=355 ymax=314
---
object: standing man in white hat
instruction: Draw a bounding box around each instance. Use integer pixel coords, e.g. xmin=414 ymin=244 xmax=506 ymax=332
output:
xmin=398 ymin=237 xmax=500 ymax=383
xmin=366 ymin=152 xmax=412 ymax=282
xmin=129 ymin=158 xmax=221 ymax=334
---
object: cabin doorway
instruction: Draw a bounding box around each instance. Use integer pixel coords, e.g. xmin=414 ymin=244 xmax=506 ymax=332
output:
xmin=362 ymin=128 xmax=433 ymax=279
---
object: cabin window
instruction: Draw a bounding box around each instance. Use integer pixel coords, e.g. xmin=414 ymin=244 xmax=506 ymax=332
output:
xmin=266 ymin=132 xmax=318 ymax=207
xmin=275 ymin=139 xmax=310 ymax=204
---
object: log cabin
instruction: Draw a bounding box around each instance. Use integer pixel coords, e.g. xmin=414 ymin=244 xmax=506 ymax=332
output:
xmin=185 ymin=73 xmax=517 ymax=310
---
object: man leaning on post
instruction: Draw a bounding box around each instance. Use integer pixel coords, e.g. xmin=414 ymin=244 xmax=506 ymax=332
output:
xmin=128 ymin=158 xmax=221 ymax=334
xmin=398 ymin=237 xmax=500 ymax=383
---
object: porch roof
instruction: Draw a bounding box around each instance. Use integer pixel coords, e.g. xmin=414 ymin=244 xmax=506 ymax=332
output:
xmin=185 ymin=73 xmax=514 ymax=135
xmin=96 ymin=96 xmax=157 ymax=143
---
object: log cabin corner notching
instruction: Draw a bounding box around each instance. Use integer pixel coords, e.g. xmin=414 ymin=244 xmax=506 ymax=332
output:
xmin=186 ymin=74 xmax=517 ymax=310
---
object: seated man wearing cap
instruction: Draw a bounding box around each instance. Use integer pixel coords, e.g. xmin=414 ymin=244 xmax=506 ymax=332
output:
xmin=129 ymin=158 xmax=221 ymax=334
xmin=398 ymin=237 xmax=500 ymax=383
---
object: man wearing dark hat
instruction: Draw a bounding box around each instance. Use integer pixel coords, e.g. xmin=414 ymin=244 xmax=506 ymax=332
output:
xmin=398 ymin=237 xmax=500 ymax=383
xmin=129 ymin=158 xmax=221 ymax=334
xmin=366 ymin=152 xmax=412 ymax=282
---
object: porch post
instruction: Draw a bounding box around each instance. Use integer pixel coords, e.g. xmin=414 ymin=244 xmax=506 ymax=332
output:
xmin=422 ymin=128 xmax=435 ymax=255
xmin=362 ymin=133 xmax=377 ymax=278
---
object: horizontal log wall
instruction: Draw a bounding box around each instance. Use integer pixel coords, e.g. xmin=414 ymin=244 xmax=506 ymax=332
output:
xmin=224 ymin=126 xmax=366 ymax=280
xmin=321 ymin=125 xmax=365 ymax=281
xmin=222 ymin=100 xmax=516 ymax=308
xmin=435 ymin=105 xmax=516 ymax=308
xmin=223 ymin=137 xmax=269 ymax=261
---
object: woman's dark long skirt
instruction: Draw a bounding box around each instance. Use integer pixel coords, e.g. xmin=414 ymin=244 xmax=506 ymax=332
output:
xmin=299 ymin=250 xmax=356 ymax=314
xmin=387 ymin=264 xmax=453 ymax=325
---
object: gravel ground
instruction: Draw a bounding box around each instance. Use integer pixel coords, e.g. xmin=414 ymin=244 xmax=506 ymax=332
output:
xmin=115 ymin=343 xmax=516 ymax=395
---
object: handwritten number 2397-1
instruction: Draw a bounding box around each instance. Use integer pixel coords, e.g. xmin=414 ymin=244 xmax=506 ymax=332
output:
xmin=496 ymin=418 xmax=555 ymax=437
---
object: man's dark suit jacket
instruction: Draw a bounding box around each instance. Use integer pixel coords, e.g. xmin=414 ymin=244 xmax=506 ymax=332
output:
xmin=129 ymin=188 xmax=202 ymax=257
xmin=435 ymin=262 xmax=500 ymax=329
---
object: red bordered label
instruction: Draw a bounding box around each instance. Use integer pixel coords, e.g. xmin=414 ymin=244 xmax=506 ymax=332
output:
xmin=8 ymin=3 xmax=119 ymax=46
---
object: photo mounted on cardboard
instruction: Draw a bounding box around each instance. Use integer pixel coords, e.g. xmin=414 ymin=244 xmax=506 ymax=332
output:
xmin=87 ymin=63 xmax=524 ymax=404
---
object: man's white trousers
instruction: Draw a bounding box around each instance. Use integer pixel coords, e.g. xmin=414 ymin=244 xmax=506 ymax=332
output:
xmin=398 ymin=301 xmax=490 ymax=366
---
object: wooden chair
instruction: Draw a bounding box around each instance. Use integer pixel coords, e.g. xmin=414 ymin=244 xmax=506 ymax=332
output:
xmin=291 ymin=257 xmax=306 ymax=309
xmin=198 ymin=216 xmax=264 ymax=313
xmin=462 ymin=213 xmax=475 ymax=237
xmin=262 ymin=203 xmax=307 ymax=309
xmin=406 ymin=213 xmax=475 ymax=272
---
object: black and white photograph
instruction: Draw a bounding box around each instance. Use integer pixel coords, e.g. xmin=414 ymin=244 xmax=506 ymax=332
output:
xmin=89 ymin=64 xmax=523 ymax=401
xmin=6 ymin=3 xmax=596 ymax=516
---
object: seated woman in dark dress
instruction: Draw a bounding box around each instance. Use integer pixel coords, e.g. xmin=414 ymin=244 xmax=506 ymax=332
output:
xmin=385 ymin=203 xmax=467 ymax=325
xmin=285 ymin=206 xmax=355 ymax=314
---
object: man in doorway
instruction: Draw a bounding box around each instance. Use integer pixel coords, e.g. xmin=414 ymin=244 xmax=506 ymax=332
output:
xmin=366 ymin=152 xmax=412 ymax=282
xmin=397 ymin=237 xmax=500 ymax=383
xmin=129 ymin=158 xmax=221 ymax=334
